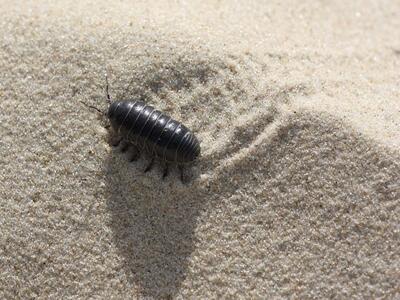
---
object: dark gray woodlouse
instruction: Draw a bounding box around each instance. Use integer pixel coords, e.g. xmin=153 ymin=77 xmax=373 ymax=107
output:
xmin=84 ymin=76 xmax=201 ymax=180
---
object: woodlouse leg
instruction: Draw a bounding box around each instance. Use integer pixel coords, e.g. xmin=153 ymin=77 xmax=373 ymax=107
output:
xmin=144 ymin=157 xmax=155 ymax=173
xmin=162 ymin=164 xmax=169 ymax=179
xmin=119 ymin=140 xmax=130 ymax=152
xmin=178 ymin=165 xmax=185 ymax=182
xmin=111 ymin=137 xmax=122 ymax=147
xmin=129 ymin=146 xmax=140 ymax=162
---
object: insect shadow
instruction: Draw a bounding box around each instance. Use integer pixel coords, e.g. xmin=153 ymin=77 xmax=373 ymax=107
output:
xmin=105 ymin=147 xmax=210 ymax=299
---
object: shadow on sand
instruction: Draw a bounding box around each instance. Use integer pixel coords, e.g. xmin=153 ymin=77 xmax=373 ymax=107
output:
xmin=104 ymin=147 xmax=210 ymax=298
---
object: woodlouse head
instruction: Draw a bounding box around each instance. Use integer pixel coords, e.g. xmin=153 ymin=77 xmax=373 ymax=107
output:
xmin=106 ymin=101 xmax=120 ymax=120
xmin=106 ymin=101 xmax=125 ymax=131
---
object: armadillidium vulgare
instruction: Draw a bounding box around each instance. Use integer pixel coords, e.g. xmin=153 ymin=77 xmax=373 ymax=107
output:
xmin=85 ymin=75 xmax=201 ymax=181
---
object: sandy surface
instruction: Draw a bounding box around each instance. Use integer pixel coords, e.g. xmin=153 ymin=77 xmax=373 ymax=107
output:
xmin=1 ymin=0 xmax=399 ymax=299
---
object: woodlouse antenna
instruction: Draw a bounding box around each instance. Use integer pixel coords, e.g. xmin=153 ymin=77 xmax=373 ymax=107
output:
xmin=79 ymin=101 xmax=103 ymax=114
xmin=105 ymin=73 xmax=111 ymax=104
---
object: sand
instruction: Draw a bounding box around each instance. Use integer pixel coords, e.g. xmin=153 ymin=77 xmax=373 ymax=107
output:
xmin=0 ymin=0 xmax=399 ymax=299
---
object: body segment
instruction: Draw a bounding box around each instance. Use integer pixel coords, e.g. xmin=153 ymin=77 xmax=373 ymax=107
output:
xmin=107 ymin=101 xmax=200 ymax=164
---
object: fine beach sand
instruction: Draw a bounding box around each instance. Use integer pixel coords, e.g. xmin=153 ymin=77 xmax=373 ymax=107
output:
xmin=1 ymin=1 xmax=399 ymax=298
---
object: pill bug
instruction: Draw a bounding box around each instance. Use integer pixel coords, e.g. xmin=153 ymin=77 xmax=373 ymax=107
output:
xmin=83 ymin=76 xmax=201 ymax=181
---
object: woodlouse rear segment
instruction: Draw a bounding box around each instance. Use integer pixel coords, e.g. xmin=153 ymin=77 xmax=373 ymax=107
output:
xmin=107 ymin=100 xmax=200 ymax=179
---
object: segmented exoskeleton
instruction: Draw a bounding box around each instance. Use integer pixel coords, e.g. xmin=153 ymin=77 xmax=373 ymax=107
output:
xmin=107 ymin=99 xmax=200 ymax=178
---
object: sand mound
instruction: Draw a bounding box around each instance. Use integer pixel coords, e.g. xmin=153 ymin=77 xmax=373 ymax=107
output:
xmin=1 ymin=2 xmax=399 ymax=299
